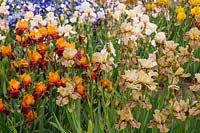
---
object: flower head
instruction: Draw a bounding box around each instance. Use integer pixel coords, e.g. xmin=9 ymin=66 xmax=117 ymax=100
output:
xmin=47 ymin=25 xmax=57 ymax=37
xmin=155 ymin=32 xmax=166 ymax=44
xmin=7 ymin=79 xmax=21 ymax=98
xmin=172 ymin=100 xmax=189 ymax=121
xmin=20 ymin=73 xmax=32 ymax=87
xmin=56 ymin=82 xmax=80 ymax=107
xmin=34 ymin=82 xmax=47 ymax=99
xmin=177 ymin=11 xmax=186 ymax=21
xmin=0 ymin=99 xmax=9 ymax=115
xmin=76 ymin=84 xmax=86 ymax=99
xmin=63 ymin=48 xmax=77 ymax=60
xmin=22 ymin=94 xmax=35 ymax=107
xmin=189 ymin=0 xmax=200 ymax=6
xmin=26 ymin=111 xmax=37 ymax=122
xmin=37 ymin=43 xmax=47 ymax=55
xmin=48 ymin=71 xmax=60 ymax=85
xmin=28 ymin=50 xmax=42 ymax=65
xmin=148 ymin=109 xmax=170 ymax=133
xmin=0 ymin=6 xmax=9 ymax=16
xmin=0 ymin=45 xmax=13 ymax=59
xmin=9 ymin=79 xmax=21 ymax=91
xmin=20 ymin=59 xmax=30 ymax=68
xmin=16 ymin=20 xmax=29 ymax=35
xmin=115 ymin=106 xmax=141 ymax=130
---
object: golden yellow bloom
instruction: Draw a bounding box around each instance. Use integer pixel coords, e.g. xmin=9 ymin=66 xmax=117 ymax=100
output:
xmin=146 ymin=3 xmax=156 ymax=11
xmin=177 ymin=12 xmax=186 ymax=21
xmin=11 ymin=61 xmax=18 ymax=71
xmin=189 ymin=0 xmax=200 ymax=6
xmin=67 ymin=43 xmax=76 ymax=49
xmin=56 ymin=38 xmax=76 ymax=52
xmin=157 ymin=0 xmax=169 ymax=7
xmin=81 ymin=56 xmax=87 ymax=66
xmin=191 ymin=6 xmax=200 ymax=17
xmin=175 ymin=6 xmax=185 ymax=14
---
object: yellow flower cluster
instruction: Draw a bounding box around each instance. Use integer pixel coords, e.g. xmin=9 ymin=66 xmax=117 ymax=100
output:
xmin=146 ymin=3 xmax=156 ymax=11
xmin=191 ymin=6 xmax=200 ymax=21
xmin=189 ymin=0 xmax=200 ymax=6
xmin=175 ymin=6 xmax=186 ymax=22
xmin=157 ymin=0 xmax=169 ymax=7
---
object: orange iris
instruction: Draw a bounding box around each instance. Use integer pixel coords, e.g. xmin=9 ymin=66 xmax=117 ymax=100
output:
xmin=20 ymin=73 xmax=32 ymax=86
xmin=0 ymin=45 xmax=12 ymax=57
xmin=22 ymin=94 xmax=35 ymax=107
xmin=20 ymin=59 xmax=30 ymax=68
xmin=16 ymin=35 xmax=25 ymax=44
xmin=56 ymin=37 xmax=68 ymax=50
xmin=0 ymin=99 xmax=9 ymax=115
xmin=101 ymin=79 xmax=110 ymax=88
xmin=9 ymin=79 xmax=21 ymax=91
xmin=28 ymin=50 xmax=42 ymax=64
xmin=38 ymin=27 xmax=47 ymax=37
xmin=76 ymin=84 xmax=86 ymax=98
xmin=61 ymin=77 xmax=67 ymax=86
xmin=37 ymin=43 xmax=47 ymax=55
xmin=16 ymin=20 xmax=29 ymax=31
xmin=29 ymin=31 xmax=43 ymax=41
xmin=8 ymin=79 xmax=21 ymax=98
xmin=35 ymin=82 xmax=47 ymax=93
xmin=47 ymin=25 xmax=57 ymax=36
xmin=26 ymin=111 xmax=38 ymax=122
xmin=75 ymin=76 xmax=83 ymax=85
xmin=0 ymin=99 xmax=5 ymax=111
xmin=48 ymin=71 xmax=61 ymax=84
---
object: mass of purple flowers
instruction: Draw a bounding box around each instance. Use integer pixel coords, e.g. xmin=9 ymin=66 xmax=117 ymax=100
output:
xmin=5 ymin=0 xmax=99 ymax=27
